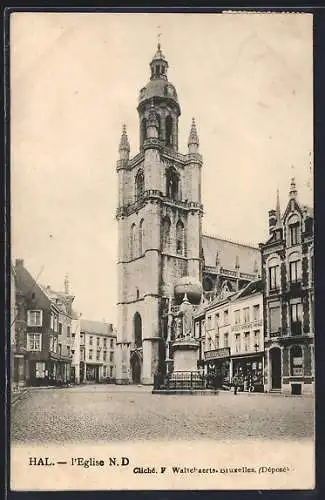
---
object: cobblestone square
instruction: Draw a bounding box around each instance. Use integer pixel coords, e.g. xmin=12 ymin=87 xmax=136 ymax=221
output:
xmin=11 ymin=385 xmax=314 ymax=444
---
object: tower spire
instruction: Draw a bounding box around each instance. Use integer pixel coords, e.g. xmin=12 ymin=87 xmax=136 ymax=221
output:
xmin=119 ymin=124 xmax=130 ymax=160
xmin=188 ymin=117 xmax=199 ymax=153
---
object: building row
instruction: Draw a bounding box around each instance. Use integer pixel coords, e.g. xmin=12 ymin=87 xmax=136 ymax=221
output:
xmin=193 ymin=180 xmax=314 ymax=395
xmin=10 ymin=260 xmax=116 ymax=388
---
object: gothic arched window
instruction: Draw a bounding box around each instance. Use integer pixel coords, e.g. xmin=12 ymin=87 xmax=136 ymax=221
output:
xmin=156 ymin=114 xmax=161 ymax=139
xmin=287 ymin=214 xmax=301 ymax=246
xmin=166 ymin=115 xmax=173 ymax=147
xmin=139 ymin=219 xmax=144 ymax=255
xmin=176 ymin=220 xmax=185 ymax=255
xmin=166 ymin=167 xmax=179 ymax=200
xmin=133 ymin=312 xmax=142 ymax=348
xmin=130 ymin=223 xmax=136 ymax=260
xmin=135 ymin=170 xmax=144 ymax=200
xmin=162 ymin=217 xmax=171 ymax=250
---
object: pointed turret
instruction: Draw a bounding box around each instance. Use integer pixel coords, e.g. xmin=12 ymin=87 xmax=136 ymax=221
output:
xmin=289 ymin=177 xmax=297 ymax=199
xmin=119 ymin=124 xmax=130 ymax=160
xmin=188 ymin=117 xmax=199 ymax=154
xmin=150 ymin=42 xmax=168 ymax=81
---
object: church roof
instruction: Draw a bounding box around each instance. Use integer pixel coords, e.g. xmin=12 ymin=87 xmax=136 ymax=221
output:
xmin=80 ymin=319 xmax=115 ymax=337
xmin=202 ymin=234 xmax=261 ymax=274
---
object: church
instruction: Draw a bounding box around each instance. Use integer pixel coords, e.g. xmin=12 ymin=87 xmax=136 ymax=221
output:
xmin=115 ymin=43 xmax=260 ymax=384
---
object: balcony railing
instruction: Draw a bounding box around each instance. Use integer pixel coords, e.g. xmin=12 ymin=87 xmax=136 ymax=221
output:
xmin=153 ymin=371 xmax=206 ymax=390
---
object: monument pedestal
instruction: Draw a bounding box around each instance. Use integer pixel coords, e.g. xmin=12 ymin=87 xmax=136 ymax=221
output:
xmin=172 ymin=338 xmax=200 ymax=372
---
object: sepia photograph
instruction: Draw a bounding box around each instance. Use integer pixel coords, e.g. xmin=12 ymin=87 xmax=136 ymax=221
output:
xmin=9 ymin=11 xmax=314 ymax=491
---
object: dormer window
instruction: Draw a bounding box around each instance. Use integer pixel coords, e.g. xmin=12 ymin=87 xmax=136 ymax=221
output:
xmin=287 ymin=214 xmax=301 ymax=246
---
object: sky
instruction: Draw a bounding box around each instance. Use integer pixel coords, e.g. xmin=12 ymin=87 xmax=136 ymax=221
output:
xmin=11 ymin=12 xmax=313 ymax=324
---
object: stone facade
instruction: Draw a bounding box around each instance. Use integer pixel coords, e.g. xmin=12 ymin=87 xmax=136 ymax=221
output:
xmin=116 ymin=43 xmax=263 ymax=385
xmin=79 ymin=320 xmax=116 ymax=383
xmin=259 ymin=181 xmax=314 ymax=395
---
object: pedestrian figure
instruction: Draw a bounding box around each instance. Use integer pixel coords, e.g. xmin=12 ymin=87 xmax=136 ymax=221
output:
xmin=232 ymin=374 xmax=239 ymax=395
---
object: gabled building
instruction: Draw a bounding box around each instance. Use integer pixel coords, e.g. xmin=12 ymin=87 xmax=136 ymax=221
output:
xmin=14 ymin=260 xmax=72 ymax=386
xmin=80 ymin=320 xmax=116 ymax=383
xmin=259 ymin=179 xmax=314 ymax=395
xmin=194 ymin=279 xmax=264 ymax=391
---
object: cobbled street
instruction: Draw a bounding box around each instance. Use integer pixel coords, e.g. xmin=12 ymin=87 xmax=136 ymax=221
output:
xmin=11 ymin=385 xmax=314 ymax=444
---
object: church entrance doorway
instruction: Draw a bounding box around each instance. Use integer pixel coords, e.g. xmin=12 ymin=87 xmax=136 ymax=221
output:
xmin=130 ymin=351 xmax=142 ymax=384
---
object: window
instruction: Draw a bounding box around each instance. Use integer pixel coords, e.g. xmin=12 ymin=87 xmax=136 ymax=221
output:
xmin=104 ymin=338 xmax=107 ymax=348
xmin=27 ymin=333 xmax=42 ymax=351
xmin=139 ymin=219 xmax=144 ymax=255
xmin=253 ymin=305 xmax=260 ymax=322
xmin=224 ymin=310 xmax=229 ymax=325
xmin=103 ymin=366 xmax=107 ymax=377
xmin=269 ymin=305 xmax=281 ymax=334
xmin=67 ymin=326 xmax=71 ymax=337
xmin=89 ymin=349 xmax=93 ymax=360
xmin=243 ymin=307 xmax=250 ymax=324
xmin=71 ymin=333 xmax=75 ymax=339
xmin=290 ymin=302 xmax=302 ymax=335
xmin=110 ymin=352 xmax=114 ymax=362
xmin=244 ymin=332 xmax=250 ymax=352
xmin=290 ymin=345 xmax=303 ymax=375
xmin=80 ymin=347 xmax=85 ymax=360
xmin=35 ymin=362 xmax=46 ymax=379
xmin=53 ymin=316 xmax=58 ymax=332
xmin=49 ymin=335 xmax=54 ymax=352
xmin=27 ymin=310 xmax=42 ymax=327
xmin=110 ymin=367 xmax=113 ymax=377
xmin=135 ymin=170 xmax=144 ymax=200
xmin=207 ymin=316 xmax=212 ymax=330
xmin=269 ymin=265 xmax=280 ymax=290
xmin=53 ymin=337 xmax=57 ymax=353
xmin=235 ymin=334 xmax=240 ymax=353
xmin=289 ymin=223 xmax=300 ymax=246
xmin=165 ymin=115 xmax=173 ymax=147
xmin=176 ymin=220 xmax=185 ymax=255
xmin=71 ymin=349 xmax=75 ymax=355
xmin=110 ymin=339 xmax=114 ymax=349
xmin=166 ymin=167 xmax=179 ymax=199
xmin=289 ymin=260 xmax=301 ymax=283
xmin=224 ymin=333 xmax=229 ymax=348
xmin=215 ymin=314 xmax=220 ymax=329
xmin=67 ymin=346 xmax=70 ymax=357
xmin=97 ymin=337 xmax=100 ymax=346
xmin=103 ymin=351 xmax=107 ymax=361
xmin=58 ymin=322 xmax=63 ymax=334
xmin=80 ymin=334 xmax=84 ymax=345
xmin=162 ymin=217 xmax=171 ymax=250
xmin=96 ymin=350 xmax=100 ymax=361
xmin=253 ymin=330 xmax=260 ymax=350
xmin=234 ymin=310 xmax=240 ymax=324
xmin=89 ymin=336 xmax=93 ymax=346
xmin=215 ymin=335 xmax=219 ymax=349
xmin=58 ymin=343 xmax=62 ymax=355
xmin=50 ymin=314 xmax=54 ymax=330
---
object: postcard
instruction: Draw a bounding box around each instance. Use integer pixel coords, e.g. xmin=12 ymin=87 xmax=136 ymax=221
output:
xmin=10 ymin=11 xmax=314 ymax=491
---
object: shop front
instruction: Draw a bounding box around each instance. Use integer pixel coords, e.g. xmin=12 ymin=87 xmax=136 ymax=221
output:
xmin=204 ymin=347 xmax=231 ymax=389
xmin=231 ymin=352 xmax=264 ymax=392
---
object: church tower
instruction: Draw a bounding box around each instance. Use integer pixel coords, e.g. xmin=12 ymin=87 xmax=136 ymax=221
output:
xmin=115 ymin=43 xmax=203 ymax=384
